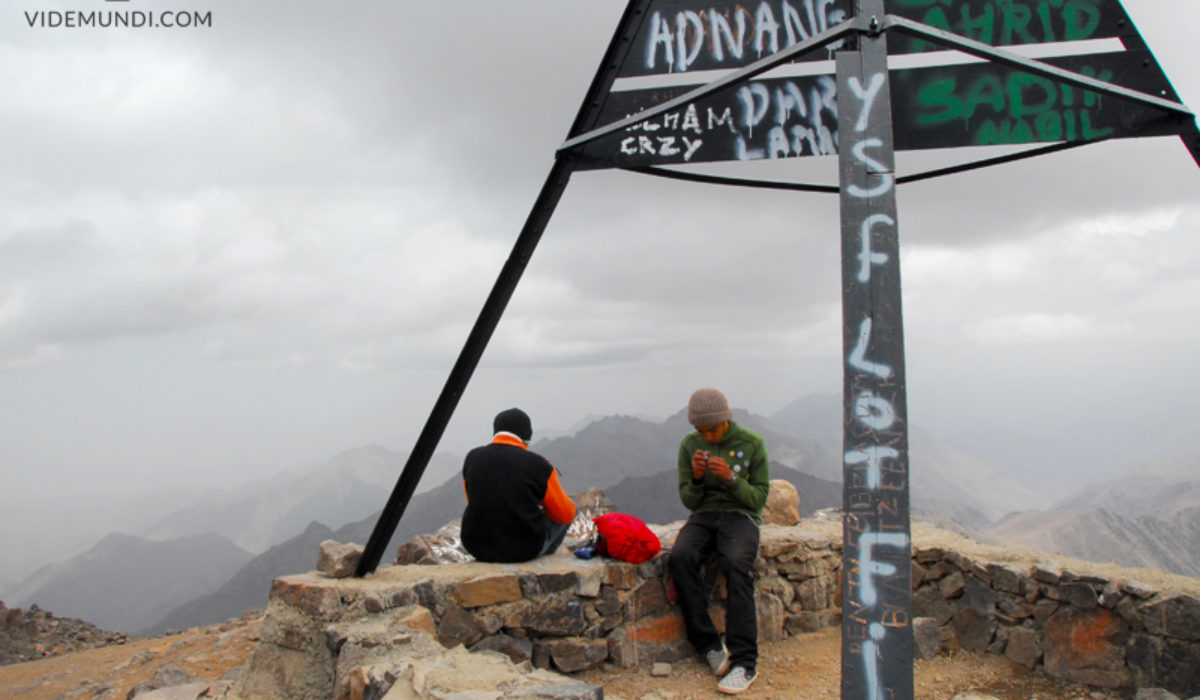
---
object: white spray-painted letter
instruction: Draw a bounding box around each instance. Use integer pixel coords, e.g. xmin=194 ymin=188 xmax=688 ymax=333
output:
xmin=710 ymin=9 xmax=747 ymax=63
xmin=848 ymin=139 xmax=894 ymax=198
xmin=849 ymin=317 xmax=892 ymax=378
xmin=857 ymin=530 xmax=909 ymax=606
xmin=849 ymin=73 xmax=886 ymax=133
xmin=844 ymin=445 xmax=900 ymax=490
xmin=646 ymin=13 xmax=674 ymax=71
xmin=755 ymin=2 xmax=781 ymax=57
xmin=856 ymin=214 xmax=892 ymax=283
xmin=863 ymin=622 xmax=887 ymax=700
xmin=737 ymin=83 xmax=771 ymax=135
xmin=854 ymin=391 xmax=895 ymax=431
xmin=675 ymin=11 xmax=704 ymax=73
xmin=682 ymin=103 xmax=702 ymax=134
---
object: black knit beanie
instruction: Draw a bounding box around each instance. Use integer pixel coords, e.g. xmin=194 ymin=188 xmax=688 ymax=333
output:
xmin=493 ymin=408 xmax=533 ymax=442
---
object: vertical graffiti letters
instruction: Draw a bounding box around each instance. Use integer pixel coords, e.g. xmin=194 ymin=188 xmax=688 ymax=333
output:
xmin=839 ymin=46 xmax=912 ymax=698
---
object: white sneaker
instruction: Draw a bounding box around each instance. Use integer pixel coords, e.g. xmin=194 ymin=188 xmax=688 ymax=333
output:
xmin=717 ymin=666 xmax=757 ymax=695
xmin=705 ymin=642 xmax=731 ymax=677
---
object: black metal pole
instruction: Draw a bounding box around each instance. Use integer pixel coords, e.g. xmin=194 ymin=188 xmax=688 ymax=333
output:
xmin=837 ymin=1 xmax=914 ymax=698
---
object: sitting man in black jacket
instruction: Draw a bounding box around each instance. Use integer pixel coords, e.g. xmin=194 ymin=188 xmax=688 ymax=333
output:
xmin=460 ymin=408 xmax=577 ymax=562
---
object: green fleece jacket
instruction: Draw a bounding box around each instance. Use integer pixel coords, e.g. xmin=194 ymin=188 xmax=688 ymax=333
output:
xmin=677 ymin=421 xmax=770 ymax=519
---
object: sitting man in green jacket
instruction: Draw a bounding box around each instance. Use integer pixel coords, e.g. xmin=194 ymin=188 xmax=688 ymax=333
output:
xmin=668 ymin=388 xmax=770 ymax=695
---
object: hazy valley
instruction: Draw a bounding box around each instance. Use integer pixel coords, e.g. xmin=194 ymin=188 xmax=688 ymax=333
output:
xmin=3 ymin=394 xmax=1197 ymax=636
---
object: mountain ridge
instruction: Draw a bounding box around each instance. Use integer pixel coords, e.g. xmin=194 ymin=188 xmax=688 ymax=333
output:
xmin=144 ymin=521 xmax=335 ymax=636
xmin=139 ymin=446 xmax=461 ymax=553
xmin=14 ymin=398 xmax=1200 ymax=634
xmin=12 ymin=532 xmax=252 ymax=634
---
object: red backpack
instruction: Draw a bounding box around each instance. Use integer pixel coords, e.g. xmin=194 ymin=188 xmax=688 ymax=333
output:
xmin=593 ymin=513 xmax=661 ymax=564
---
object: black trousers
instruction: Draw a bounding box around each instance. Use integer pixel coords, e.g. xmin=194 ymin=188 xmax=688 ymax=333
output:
xmin=667 ymin=510 xmax=761 ymax=671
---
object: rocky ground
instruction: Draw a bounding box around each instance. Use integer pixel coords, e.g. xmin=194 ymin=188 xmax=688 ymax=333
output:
xmin=0 ymin=611 xmax=261 ymax=700
xmin=0 ymin=608 xmax=1130 ymax=700
xmin=0 ymin=603 xmax=135 ymax=666
xmin=582 ymin=625 xmax=1129 ymax=700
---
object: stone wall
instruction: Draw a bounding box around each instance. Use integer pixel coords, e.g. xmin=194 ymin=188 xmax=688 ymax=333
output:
xmin=234 ymin=522 xmax=1200 ymax=699
xmin=913 ymin=547 xmax=1200 ymax=697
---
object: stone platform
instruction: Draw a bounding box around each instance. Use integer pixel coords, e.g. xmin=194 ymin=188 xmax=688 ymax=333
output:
xmin=232 ymin=520 xmax=1200 ymax=699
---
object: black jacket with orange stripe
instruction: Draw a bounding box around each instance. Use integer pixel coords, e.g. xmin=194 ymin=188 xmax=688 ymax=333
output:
xmin=460 ymin=433 xmax=576 ymax=563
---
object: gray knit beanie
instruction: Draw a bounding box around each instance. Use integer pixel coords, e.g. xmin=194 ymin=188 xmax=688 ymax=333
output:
xmin=688 ymin=388 xmax=732 ymax=426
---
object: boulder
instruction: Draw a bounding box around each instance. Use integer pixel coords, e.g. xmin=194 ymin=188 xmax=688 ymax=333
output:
xmin=126 ymin=665 xmax=197 ymax=699
xmin=606 ymin=612 xmax=690 ymax=667
xmin=317 ymin=540 xmax=363 ymax=579
xmin=470 ymin=633 xmax=533 ymax=664
xmin=544 ymin=636 xmax=608 ymax=672
xmin=1127 ymin=633 xmax=1200 ymax=698
xmin=1043 ymin=607 xmax=1131 ymax=689
xmin=1140 ymin=594 xmax=1200 ymax=642
xmin=953 ymin=607 xmax=996 ymax=653
xmin=436 ymin=605 xmax=484 ymax=648
xmin=763 ymin=479 xmax=801 ymax=526
xmin=1004 ymin=626 xmax=1042 ymax=669
xmin=378 ymin=642 xmax=602 ymax=699
xmin=756 ymin=591 xmax=786 ymax=643
xmin=394 ymin=520 xmax=471 ymax=566
xmin=453 ymin=574 xmax=524 ymax=609
xmin=913 ymin=617 xmax=942 ymax=660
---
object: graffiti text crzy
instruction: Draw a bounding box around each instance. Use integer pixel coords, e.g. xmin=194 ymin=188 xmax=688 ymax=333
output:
xmin=621 ymin=75 xmax=839 ymax=163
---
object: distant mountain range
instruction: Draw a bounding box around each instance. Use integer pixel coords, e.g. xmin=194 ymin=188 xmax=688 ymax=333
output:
xmin=11 ymin=533 xmax=252 ymax=634
xmin=145 ymin=473 xmax=476 ymax=635
xmin=985 ymin=469 xmax=1200 ymax=577
xmin=9 ymin=395 xmax=1198 ymax=636
xmin=127 ymin=400 xmax=1073 ymax=634
xmin=144 ymin=521 xmax=336 ymax=636
xmin=537 ymin=396 xmax=1051 ymax=527
xmin=141 ymin=463 xmax=842 ymax=636
xmin=140 ymin=446 xmax=461 ymax=553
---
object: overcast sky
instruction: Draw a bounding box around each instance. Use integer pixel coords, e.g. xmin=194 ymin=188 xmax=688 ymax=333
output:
xmin=2 ymin=0 xmax=1198 ymax=522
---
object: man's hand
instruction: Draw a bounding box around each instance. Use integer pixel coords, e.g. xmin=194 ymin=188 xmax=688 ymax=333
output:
xmin=707 ymin=455 xmax=733 ymax=481
xmin=691 ymin=450 xmax=708 ymax=480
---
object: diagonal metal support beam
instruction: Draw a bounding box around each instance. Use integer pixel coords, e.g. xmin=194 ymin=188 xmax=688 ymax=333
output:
xmin=618 ymin=139 xmax=1095 ymax=193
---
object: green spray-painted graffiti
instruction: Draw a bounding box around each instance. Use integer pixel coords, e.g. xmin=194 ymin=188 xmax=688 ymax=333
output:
xmin=913 ymin=64 xmax=1115 ymax=145
xmin=889 ymin=0 xmax=1106 ymax=52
